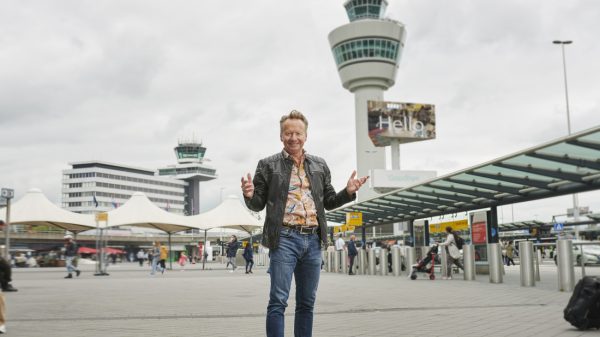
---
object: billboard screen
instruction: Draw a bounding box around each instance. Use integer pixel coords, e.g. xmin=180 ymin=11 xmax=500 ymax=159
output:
xmin=367 ymin=100 xmax=436 ymax=147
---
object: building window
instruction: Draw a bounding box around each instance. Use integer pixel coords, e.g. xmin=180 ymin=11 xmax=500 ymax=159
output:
xmin=332 ymin=37 xmax=400 ymax=67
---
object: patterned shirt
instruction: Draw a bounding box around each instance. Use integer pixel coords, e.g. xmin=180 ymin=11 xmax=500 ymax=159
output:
xmin=282 ymin=150 xmax=318 ymax=228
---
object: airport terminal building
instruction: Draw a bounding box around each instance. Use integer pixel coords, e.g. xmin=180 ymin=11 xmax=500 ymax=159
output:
xmin=61 ymin=140 xmax=217 ymax=215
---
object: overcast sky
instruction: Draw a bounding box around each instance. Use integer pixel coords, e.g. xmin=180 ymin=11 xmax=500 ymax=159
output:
xmin=1 ymin=0 xmax=599 ymax=224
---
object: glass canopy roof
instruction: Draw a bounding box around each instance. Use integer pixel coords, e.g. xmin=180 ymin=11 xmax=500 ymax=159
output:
xmin=326 ymin=125 xmax=600 ymax=226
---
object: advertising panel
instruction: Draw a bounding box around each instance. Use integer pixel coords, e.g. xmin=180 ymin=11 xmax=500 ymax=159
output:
xmin=345 ymin=212 xmax=363 ymax=226
xmin=429 ymin=219 xmax=469 ymax=234
xmin=367 ymin=100 xmax=436 ymax=147
xmin=471 ymin=222 xmax=487 ymax=244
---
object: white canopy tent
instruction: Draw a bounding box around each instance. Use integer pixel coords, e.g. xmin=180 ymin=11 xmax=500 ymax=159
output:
xmin=187 ymin=195 xmax=263 ymax=233
xmin=0 ymin=188 xmax=95 ymax=233
xmin=187 ymin=195 xmax=263 ymax=269
xmin=103 ymin=192 xmax=196 ymax=270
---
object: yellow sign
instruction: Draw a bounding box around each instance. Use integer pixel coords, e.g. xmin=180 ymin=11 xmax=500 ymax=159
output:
xmin=347 ymin=225 xmax=355 ymax=232
xmin=429 ymin=219 xmax=468 ymax=233
xmin=95 ymin=212 xmax=108 ymax=222
xmin=346 ymin=212 xmax=363 ymax=226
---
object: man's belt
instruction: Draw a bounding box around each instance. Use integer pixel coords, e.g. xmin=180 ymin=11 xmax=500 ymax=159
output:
xmin=282 ymin=224 xmax=319 ymax=235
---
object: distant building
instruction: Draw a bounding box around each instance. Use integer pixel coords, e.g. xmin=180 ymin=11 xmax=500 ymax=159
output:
xmin=61 ymin=140 xmax=217 ymax=215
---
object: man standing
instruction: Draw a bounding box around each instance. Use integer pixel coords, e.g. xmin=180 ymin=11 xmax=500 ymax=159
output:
xmin=241 ymin=110 xmax=368 ymax=337
xmin=63 ymin=235 xmax=81 ymax=279
xmin=225 ymin=235 xmax=240 ymax=272
xmin=347 ymin=235 xmax=358 ymax=275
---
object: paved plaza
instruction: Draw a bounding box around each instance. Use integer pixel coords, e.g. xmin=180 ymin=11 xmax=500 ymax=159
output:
xmin=5 ymin=261 xmax=600 ymax=337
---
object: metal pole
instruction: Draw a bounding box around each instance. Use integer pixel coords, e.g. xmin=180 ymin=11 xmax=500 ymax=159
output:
xmin=4 ymin=199 xmax=10 ymax=258
xmin=202 ymin=230 xmax=207 ymax=270
xmin=341 ymin=250 xmax=348 ymax=274
xmin=535 ymin=249 xmax=542 ymax=282
xmin=391 ymin=246 xmax=401 ymax=276
xmin=580 ymin=244 xmax=586 ymax=278
xmin=333 ymin=250 xmax=341 ymax=273
xmin=519 ymin=241 xmax=535 ymax=287
xmin=405 ymin=247 xmax=416 ymax=270
xmin=380 ymin=248 xmax=388 ymax=276
xmin=488 ymin=243 xmax=503 ymax=284
xmin=94 ymin=220 xmax=100 ymax=275
xmin=358 ymin=248 xmax=367 ymax=275
xmin=390 ymin=139 xmax=400 ymax=169
xmin=168 ymin=233 xmax=173 ymax=270
xmin=327 ymin=251 xmax=334 ymax=273
xmin=557 ymin=239 xmax=575 ymax=292
xmin=440 ymin=245 xmax=448 ymax=278
xmin=554 ymin=40 xmax=579 ymax=240
xmin=368 ymin=248 xmax=376 ymax=275
xmin=463 ymin=245 xmax=476 ymax=281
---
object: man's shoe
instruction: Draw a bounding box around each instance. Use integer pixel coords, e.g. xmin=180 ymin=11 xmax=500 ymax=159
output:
xmin=64 ymin=274 xmax=73 ymax=279
xmin=76 ymin=270 xmax=81 ymax=277
xmin=2 ymin=285 xmax=18 ymax=292
xmin=0 ymin=323 xmax=6 ymax=333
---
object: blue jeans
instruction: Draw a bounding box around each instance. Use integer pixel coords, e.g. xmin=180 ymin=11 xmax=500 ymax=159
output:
xmin=151 ymin=257 xmax=159 ymax=275
xmin=266 ymin=228 xmax=321 ymax=337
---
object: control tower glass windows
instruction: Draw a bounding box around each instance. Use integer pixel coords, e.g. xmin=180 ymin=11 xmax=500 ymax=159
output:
xmin=332 ymin=38 xmax=400 ymax=67
xmin=344 ymin=0 xmax=388 ymax=21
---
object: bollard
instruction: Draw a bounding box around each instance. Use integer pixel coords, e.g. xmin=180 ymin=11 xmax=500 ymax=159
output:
xmin=333 ymin=250 xmax=341 ymax=273
xmin=519 ymin=241 xmax=535 ymax=287
xmin=405 ymin=247 xmax=416 ymax=271
xmin=487 ymin=243 xmax=503 ymax=284
xmin=368 ymin=249 xmax=377 ymax=275
xmin=391 ymin=246 xmax=401 ymax=276
xmin=535 ymin=249 xmax=541 ymax=282
xmin=341 ymin=250 xmax=348 ymax=274
xmin=580 ymin=244 xmax=587 ymax=278
xmin=440 ymin=246 xmax=448 ymax=278
xmin=463 ymin=245 xmax=476 ymax=281
xmin=380 ymin=248 xmax=388 ymax=276
xmin=358 ymin=249 xmax=367 ymax=275
xmin=557 ymin=240 xmax=575 ymax=292
xmin=327 ymin=251 xmax=334 ymax=273
xmin=321 ymin=251 xmax=327 ymax=271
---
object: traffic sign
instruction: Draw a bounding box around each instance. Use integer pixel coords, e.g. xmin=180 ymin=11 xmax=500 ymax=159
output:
xmin=553 ymin=223 xmax=564 ymax=231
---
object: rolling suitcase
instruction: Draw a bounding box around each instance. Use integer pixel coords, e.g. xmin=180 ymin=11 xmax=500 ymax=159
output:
xmin=564 ymin=276 xmax=600 ymax=330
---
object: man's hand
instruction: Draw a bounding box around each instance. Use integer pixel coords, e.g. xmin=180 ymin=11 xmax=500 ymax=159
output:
xmin=346 ymin=170 xmax=369 ymax=196
xmin=241 ymin=173 xmax=254 ymax=198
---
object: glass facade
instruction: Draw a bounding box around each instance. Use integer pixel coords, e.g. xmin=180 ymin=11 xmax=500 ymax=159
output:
xmin=332 ymin=38 xmax=401 ymax=66
xmin=344 ymin=0 xmax=387 ymax=21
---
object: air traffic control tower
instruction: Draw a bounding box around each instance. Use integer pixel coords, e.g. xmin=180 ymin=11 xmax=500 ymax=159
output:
xmin=157 ymin=140 xmax=217 ymax=215
xmin=328 ymin=0 xmax=406 ymax=201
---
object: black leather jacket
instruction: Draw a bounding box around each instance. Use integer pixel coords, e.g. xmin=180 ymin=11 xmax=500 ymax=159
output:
xmin=244 ymin=152 xmax=355 ymax=249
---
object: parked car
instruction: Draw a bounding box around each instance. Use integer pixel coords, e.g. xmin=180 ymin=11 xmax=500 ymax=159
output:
xmin=554 ymin=242 xmax=600 ymax=266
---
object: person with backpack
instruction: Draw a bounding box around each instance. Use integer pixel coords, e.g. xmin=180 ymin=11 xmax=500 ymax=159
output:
xmin=437 ymin=226 xmax=464 ymax=280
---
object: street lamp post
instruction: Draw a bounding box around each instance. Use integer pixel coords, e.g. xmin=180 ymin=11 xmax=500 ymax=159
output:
xmin=553 ymin=40 xmax=580 ymax=238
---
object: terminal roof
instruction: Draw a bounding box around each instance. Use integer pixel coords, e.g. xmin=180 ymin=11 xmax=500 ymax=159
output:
xmin=326 ymin=125 xmax=600 ymax=227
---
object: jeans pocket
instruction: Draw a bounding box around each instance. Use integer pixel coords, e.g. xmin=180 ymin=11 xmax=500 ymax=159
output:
xmin=279 ymin=228 xmax=293 ymax=239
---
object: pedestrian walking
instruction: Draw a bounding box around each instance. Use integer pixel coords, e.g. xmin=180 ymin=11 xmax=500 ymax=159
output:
xmin=159 ymin=243 xmax=168 ymax=274
xmin=243 ymin=242 xmax=254 ymax=274
xmin=136 ymin=249 xmax=145 ymax=267
xmin=438 ymin=226 xmax=464 ymax=280
xmin=347 ymin=235 xmax=358 ymax=275
xmin=241 ymin=110 xmax=368 ymax=337
xmin=505 ymin=241 xmax=516 ymax=266
xmin=63 ymin=235 xmax=81 ymax=279
xmin=178 ymin=251 xmax=187 ymax=271
xmin=225 ymin=235 xmax=240 ymax=272
xmin=150 ymin=242 xmax=160 ymax=275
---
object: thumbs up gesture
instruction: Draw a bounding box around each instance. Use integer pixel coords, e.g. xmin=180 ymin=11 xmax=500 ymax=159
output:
xmin=241 ymin=173 xmax=254 ymax=198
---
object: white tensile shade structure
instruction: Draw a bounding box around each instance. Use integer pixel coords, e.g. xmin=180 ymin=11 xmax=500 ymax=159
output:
xmin=187 ymin=195 xmax=262 ymax=233
xmin=104 ymin=192 xmax=195 ymax=270
xmin=188 ymin=195 xmax=263 ymax=269
xmin=0 ymin=188 xmax=95 ymax=233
